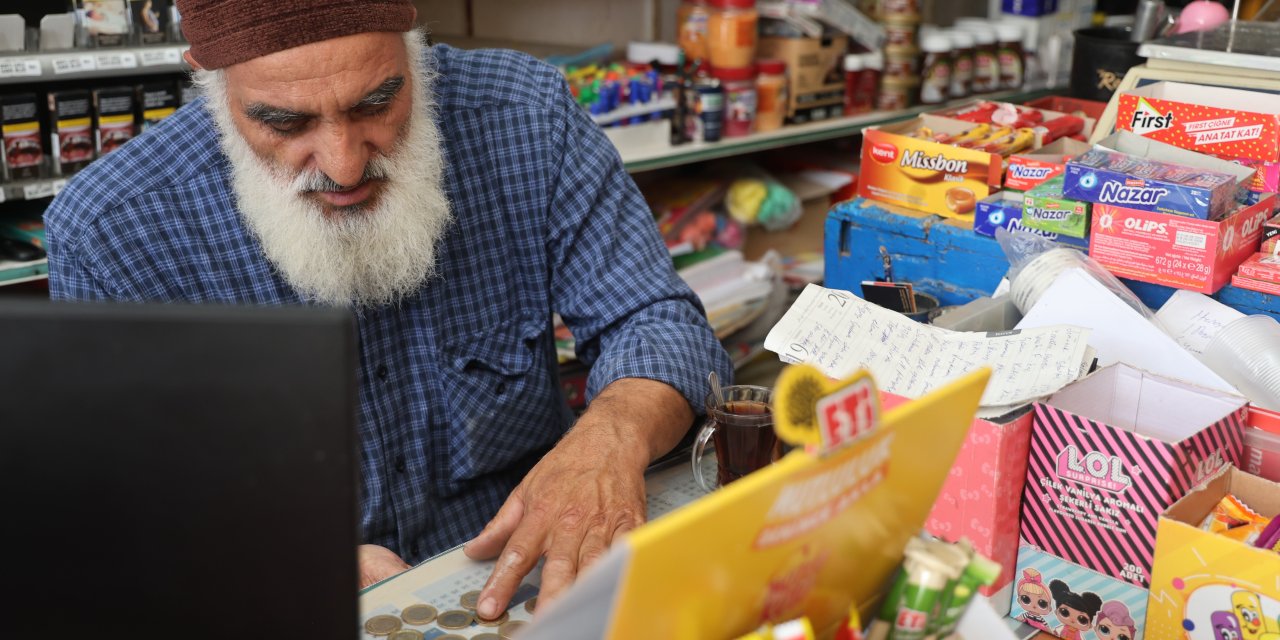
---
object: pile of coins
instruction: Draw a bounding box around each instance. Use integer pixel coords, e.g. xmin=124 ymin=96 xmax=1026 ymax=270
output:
xmin=363 ymin=589 xmax=532 ymax=639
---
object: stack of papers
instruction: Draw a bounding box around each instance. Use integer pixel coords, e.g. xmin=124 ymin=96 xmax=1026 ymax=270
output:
xmin=679 ymin=251 xmax=776 ymax=339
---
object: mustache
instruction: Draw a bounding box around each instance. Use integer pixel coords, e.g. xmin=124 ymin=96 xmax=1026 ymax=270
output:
xmin=292 ymin=155 xmax=393 ymax=193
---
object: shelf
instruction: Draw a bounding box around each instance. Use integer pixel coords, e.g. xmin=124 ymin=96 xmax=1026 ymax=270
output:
xmin=1 ymin=176 xmax=70 ymax=203
xmin=618 ymin=85 xmax=1065 ymax=173
xmin=0 ymin=259 xmax=48 ymax=287
xmin=0 ymin=45 xmax=188 ymax=85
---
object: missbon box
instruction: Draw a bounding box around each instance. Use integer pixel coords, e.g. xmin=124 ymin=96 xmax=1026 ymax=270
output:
xmin=1089 ymin=195 xmax=1275 ymax=294
xmin=1019 ymin=364 xmax=1245 ymax=593
xmin=859 ymin=115 xmax=1004 ymax=218
xmin=1063 ymin=132 xmax=1253 ymax=220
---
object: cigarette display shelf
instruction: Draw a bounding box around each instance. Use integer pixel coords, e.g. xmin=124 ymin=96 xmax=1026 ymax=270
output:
xmin=617 ymin=85 xmax=1064 ymax=174
xmin=0 ymin=44 xmax=188 ymax=86
xmin=0 ymin=258 xmax=47 ymax=287
xmin=1 ymin=175 xmax=71 ymax=204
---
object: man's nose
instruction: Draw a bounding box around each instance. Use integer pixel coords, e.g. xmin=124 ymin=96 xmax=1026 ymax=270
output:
xmin=314 ymin=122 xmax=372 ymax=187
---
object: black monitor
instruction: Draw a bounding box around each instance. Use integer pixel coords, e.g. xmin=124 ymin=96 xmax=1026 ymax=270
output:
xmin=0 ymin=300 xmax=360 ymax=637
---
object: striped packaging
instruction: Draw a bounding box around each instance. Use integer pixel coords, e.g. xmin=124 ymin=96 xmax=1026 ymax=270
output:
xmin=1019 ymin=365 xmax=1246 ymax=589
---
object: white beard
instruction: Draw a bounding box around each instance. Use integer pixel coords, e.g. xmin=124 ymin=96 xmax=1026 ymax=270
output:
xmin=194 ymin=31 xmax=452 ymax=308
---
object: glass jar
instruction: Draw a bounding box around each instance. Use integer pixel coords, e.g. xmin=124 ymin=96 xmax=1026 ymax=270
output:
xmin=877 ymin=76 xmax=918 ymax=111
xmin=712 ymin=65 xmax=758 ymax=138
xmin=918 ymin=32 xmax=953 ymax=105
xmin=946 ymin=28 xmax=974 ymax=99
xmin=677 ymin=0 xmax=711 ymax=63
xmin=956 ymin=22 xmax=998 ymax=94
xmin=843 ymin=53 xmax=865 ymax=116
xmin=755 ymin=59 xmax=788 ymax=132
xmin=707 ymin=0 xmax=758 ymax=69
xmin=995 ymin=21 xmax=1025 ymax=90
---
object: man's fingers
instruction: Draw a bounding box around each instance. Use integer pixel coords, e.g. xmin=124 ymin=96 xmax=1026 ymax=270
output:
xmin=576 ymin=524 xmax=609 ymax=575
xmin=477 ymin=525 xmax=547 ymax=622
xmin=464 ymin=494 xmax=525 ymax=561
xmin=357 ymin=545 xmax=411 ymax=590
xmin=536 ymin=517 xmax=594 ymax=608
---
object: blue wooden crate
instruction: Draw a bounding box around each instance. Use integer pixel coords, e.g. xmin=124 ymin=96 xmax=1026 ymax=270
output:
xmin=825 ymin=198 xmax=1280 ymax=317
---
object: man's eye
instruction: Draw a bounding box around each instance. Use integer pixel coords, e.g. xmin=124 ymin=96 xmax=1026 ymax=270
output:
xmin=354 ymin=103 xmax=390 ymax=118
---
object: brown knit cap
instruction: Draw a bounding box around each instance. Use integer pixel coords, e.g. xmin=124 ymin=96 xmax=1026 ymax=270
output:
xmin=176 ymin=0 xmax=417 ymax=70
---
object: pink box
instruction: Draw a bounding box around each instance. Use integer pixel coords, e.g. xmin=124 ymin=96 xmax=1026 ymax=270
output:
xmin=883 ymin=392 xmax=1035 ymax=596
xmin=1020 ymin=364 xmax=1246 ymax=589
xmin=1244 ymin=406 xmax=1280 ymax=482
xmin=1089 ymin=195 xmax=1275 ymax=295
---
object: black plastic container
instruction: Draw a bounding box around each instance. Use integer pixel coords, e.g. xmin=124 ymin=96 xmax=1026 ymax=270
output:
xmin=1070 ymin=27 xmax=1144 ymax=101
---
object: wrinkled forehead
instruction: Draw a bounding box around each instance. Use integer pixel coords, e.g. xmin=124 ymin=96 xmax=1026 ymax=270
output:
xmin=223 ymin=32 xmax=411 ymax=108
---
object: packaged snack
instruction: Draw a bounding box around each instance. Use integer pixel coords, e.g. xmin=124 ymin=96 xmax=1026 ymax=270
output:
xmin=1023 ymin=177 xmax=1090 ymax=239
xmin=1199 ymin=493 xmax=1270 ymax=545
xmin=1 ymin=93 xmax=43 ymax=181
xmin=48 ymin=90 xmax=94 ymax=176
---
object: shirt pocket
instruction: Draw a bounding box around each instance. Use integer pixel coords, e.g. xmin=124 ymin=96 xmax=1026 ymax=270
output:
xmin=436 ymin=316 xmax=563 ymax=487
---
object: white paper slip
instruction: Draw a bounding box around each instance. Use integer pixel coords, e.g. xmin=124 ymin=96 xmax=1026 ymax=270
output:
xmin=765 ymin=284 xmax=1093 ymax=408
xmin=1155 ymin=289 xmax=1245 ymax=356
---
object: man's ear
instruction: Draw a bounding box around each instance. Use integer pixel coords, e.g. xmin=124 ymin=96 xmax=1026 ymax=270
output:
xmin=183 ymin=50 xmax=203 ymax=70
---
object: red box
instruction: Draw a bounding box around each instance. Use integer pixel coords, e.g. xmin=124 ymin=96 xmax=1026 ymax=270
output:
xmin=1233 ymin=274 xmax=1280 ymax=295
xmin=1088 ymin=195 xmax=1275 ymax=294
xmin=1263 ymin=213 xmax=1280 ymax=255
xmin=1117 ymin=82 xmax=1280 ymax=162
xmin=1024 ymin=95 xmax=1108 ymax=121
xmin=1004 ymin=139 xmax=1091 ymax=192
xmin=882 ymin=392 xmax=1033 ymax=597
xmin=1237 ymin=252 xmax=1280 ymax=284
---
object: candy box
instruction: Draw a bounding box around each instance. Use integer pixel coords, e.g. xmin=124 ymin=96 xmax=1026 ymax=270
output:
xmin=1243 ymin=407 xmax=1280 ymax=483
xmin=883 ymin=391 xmax=1035 ymax=598
xmin=1089 ymin=195 xmax=1275 ymax=295
xmin=1118 ymin=82 xmax=1280 ymax=163
xmin=1020 ymin=363 xmax=1246 ymax=591
xmin=974 ymin=190 xmax=1088 ymax=249
xmin=1064 ymin=132 xmax=1254 ymax=220
xmin=1146 ymin=465 xmax=1280 ymax=640
xmin=1025 ymin=95 xmax=1108 ymax=121
xmin=1023 ymin=177 xmax=1091 ymax=239
xmin=1262 ymin=214 xmax=1279 ymax=256
xmin=859 ymin=115 xmax=1004 ymax=219
xmin=1006 ymin=139 xmax=1092 ymax=191
xmin=1009 ymin=545 xmax=1149 ymax=640
xmin=1232 ymin=274 xmax=1280 ymax=296
xmin=1237 ymin=252 xmax=1280 ymax=285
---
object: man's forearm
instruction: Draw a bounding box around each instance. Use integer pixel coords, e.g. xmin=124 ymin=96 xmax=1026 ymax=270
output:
xmin=569 ymin=377 xmax=695 ymax=470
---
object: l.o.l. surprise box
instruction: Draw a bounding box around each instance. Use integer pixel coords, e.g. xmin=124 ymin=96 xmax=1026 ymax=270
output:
xmin=1063 ymin=132 xmax=1254 ymax=220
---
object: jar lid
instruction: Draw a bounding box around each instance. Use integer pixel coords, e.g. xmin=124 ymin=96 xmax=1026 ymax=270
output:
xmin=995 ymin=22 xmax=1024 ymax=42
xmin=921 ymin=33 xmax=952 ymax=53
xmin=708 ymin=0 xmax=756 ymax=8
xmin=710 ymin=65 xmax=757 ymax=81
xmin=946 ymin=29 xmax=974 ymax=48
xmin=843 ymin=53 xmax=864 ymax=72
xmin=757 ymin=58 xmax=787 ymax=75
xmin=864 ymin=51 xmax=884 ymax=70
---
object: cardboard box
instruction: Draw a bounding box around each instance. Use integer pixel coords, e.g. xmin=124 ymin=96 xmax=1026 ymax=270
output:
xmin=1146 ymin=466 xmax=1280 ymax=640
xmin=884 ymin=392 xmax=1035 ymax=597
xmin=1009 ymin=545 xmax=1149 ymax=639
xmin=1233 ymin=274 xmax=1280 ymax=296
xmin=859 ymin=115 xmax=1004 ymax=217
xmin=1064 ymin=132 xmax=1254 ymax=220
xmin=48 ymin=90 xmax=94 ymax=176
xmin=0 ymin=93 xmax=43 ymax=182
xmin=1089 ymin=195 xmax=1275 ymax=295
xmin=1023 ymin=177 xmax=1091 ymax=239
xmin=1237 ymin=252 xmax=1280 ymax=284
xmin=1024 ymin=95 xmax=1108 ymax=121
xmin=1243 ymin=428 xmax=1280 ymax=483
xmin=1262 ymin=213 xmax=1279 ymax=255
xmin=758 ymin=34 xmax=848 ymax=125
xmin=1019 ymin=364 xmax=1246 ymax=591
xmin=1118 ymin=82 xmax=1280 ymax=162
xmin=1006 ymin=139 xmax=1091 ymax=191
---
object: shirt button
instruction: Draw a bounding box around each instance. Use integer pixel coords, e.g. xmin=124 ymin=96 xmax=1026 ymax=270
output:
xmin=376 ymin=364 xmax=389 ymax=380
xmin=394 ymin=455 xmax=407 ymax=473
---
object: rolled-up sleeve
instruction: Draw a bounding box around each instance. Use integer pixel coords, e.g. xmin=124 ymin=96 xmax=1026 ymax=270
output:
xmin=544 ymin=81 xmax=733 ymax=414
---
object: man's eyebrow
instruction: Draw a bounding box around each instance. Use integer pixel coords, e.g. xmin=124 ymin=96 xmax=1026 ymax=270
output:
xmin=352 ymin=76 xmax=406 ymax=109
xmin=244 ymin=103 xmax=310 ymax=125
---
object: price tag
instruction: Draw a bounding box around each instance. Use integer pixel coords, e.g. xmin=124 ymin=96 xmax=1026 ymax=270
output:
xmin=140 ymin=47 xmax=183 ymax=67
xmin=815 ymin=376 xmax=880 ymax=451
xmin=52 ymin=55 xmax=96 ymax=75
xmin=51 ymin=179 xmax=69 ymax=196
xmin=94 ymin=52 xmax=138 ymax=71
xmin=22 ymin=181 xmax=56 ymax=200
xmin=0 ymin=58 xmax=42 ymax=80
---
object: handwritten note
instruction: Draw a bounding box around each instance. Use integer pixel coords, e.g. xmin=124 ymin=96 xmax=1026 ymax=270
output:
xmin=1155 ymin=290 xmax=1245 ymax=356
xmin=765 ymin=284 xmax=1093 ymax=408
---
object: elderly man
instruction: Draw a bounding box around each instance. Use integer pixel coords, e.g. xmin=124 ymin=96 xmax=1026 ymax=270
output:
xmin=45 ymin=0 xmax=732 ymax=620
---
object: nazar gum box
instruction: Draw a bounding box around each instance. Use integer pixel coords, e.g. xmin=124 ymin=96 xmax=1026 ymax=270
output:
xmin=859 ymin=114 xmax=1004 ymax=218
xmin=1146 ymin=465 xmax=1280 ymax=640
xmin=1023 ymin=176 xmax=1091 ymax=239
xmin=1019 ymin=363 xmax=1246 ymax=591
xmin=1089 ymin=195 xmax=1276 ymax=295
xmin=1063 ymin=131 xmax=1254 ymax=221
xmin=1005 ymin=138 xmax=1092 ymax=192
xmin=1117 ymin=82 xmax=1280 ymax=202
xmin=976 ymin=190 xmax=1089 ymax=250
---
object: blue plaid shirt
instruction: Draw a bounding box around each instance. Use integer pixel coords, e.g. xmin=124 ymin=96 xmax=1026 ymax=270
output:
xmin=45 ymin=44 xmax=732 ymax=563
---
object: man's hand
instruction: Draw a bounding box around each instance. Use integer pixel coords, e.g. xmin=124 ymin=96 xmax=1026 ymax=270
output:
xmin=358 ymin=544 xmax=411 ymax=589
xmin=463 ymin=378 xmax=693 ymax=621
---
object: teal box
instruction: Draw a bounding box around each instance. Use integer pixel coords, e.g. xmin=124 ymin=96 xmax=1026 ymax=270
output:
xmin=1023 ymin=177 xmax=1091 ymax=239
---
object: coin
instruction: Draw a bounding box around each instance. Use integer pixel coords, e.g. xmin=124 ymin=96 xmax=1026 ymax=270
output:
xmin=389 ymin=631 xmax=423 ymax=640
xmin=477 ymin=610 xmax=509 ymax=627
xmin=399 ymin=604 xmax=437 ymax=626
xmin=459 ymin=590 xmax=482 ymax=611
xmin=437 ymin=636 xmax=467 ymax=640
xmin=523 ymin=597 xmax=537 ymax=614
xmin=364 ymin=614 xmax=403 ymax=636
xmin=473 ymin=635 xmax=502 ymax=640
xmin=437 ymin=609 xmax=474 ymax=630
xmin=500 ymin=620 xmax=528 ymax=639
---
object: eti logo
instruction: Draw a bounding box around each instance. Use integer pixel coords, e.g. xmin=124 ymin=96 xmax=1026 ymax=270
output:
xmin=1056 ymin=445 xmax=1133 ymax=493
xmin=1129 ymin=98 xmax=1175 ymax=136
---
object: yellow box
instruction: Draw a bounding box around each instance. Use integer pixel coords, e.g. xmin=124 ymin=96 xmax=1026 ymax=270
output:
xmin=1146 ymin=465 xmax=1280 ymax=640
xmin=857 ymin=115 xmax=1004 ymax=220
